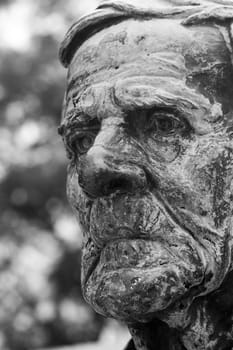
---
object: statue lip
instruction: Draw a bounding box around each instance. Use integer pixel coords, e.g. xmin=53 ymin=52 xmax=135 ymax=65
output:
xmin=83 ymin=237 xmax=150 ymax=287
xmin=83 ymin=222 xmax=165 ymax=286
xmin=92 ymin=226 xmax=152 ymax=249
xmin=83 ymin=234 xmax=145 ymax=286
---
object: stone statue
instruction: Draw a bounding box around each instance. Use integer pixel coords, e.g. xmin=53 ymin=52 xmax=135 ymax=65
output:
xmin=58 ymin=1 xmax=233 ymax=349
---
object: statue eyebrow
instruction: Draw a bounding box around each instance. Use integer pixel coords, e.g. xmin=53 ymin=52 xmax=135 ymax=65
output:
xmin=146 ymin=105 xmax=183 ymax=116
xmin=59 ymin=109 xmax=99 ymax=135
xmin=114 ymin=86 xmax=199 ymax=112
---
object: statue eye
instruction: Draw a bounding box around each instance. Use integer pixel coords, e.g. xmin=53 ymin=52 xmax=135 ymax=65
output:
xmin=156 ymin=115 xmax=177 ymax=134
xmin=71 ymin=132 xmax=95 ymax=154
xmin=148 ymin=113 xmax=184 ymax=136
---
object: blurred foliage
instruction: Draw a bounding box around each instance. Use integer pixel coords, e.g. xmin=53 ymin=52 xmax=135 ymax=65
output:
xmin=0 ymin=0 xmax=13 ymax=6
xmin=0 ymin=1 xmax=104 ymax=349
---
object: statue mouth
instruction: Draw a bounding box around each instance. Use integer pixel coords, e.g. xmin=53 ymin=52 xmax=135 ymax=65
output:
xmin=83 ymin=230 xmax=153 ymax=286
xmin=83 ymin=234 xmax=205 ymax=320
xmin=81 ymin=191 xmax=209 ymax=320
xmin=100 ymin=238 xmax=170 ymax=270
xmin=82 ymin=190 xmax=208 ymax=283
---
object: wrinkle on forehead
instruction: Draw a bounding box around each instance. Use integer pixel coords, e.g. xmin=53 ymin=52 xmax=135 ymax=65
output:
xmin=68 ymin=51 xmax=187 ymax=92
xmin=68 ymin=18 xmax=229 ymax=78
xmin=66 ymin=49 xmax=189 ymax=116
xmin=65 ymin=18 xmax=230 ymax=124
xmin=67 ymin=18 xmax=231 ymax=95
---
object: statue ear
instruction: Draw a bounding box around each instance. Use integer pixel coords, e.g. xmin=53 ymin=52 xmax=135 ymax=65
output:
xmin=124 ymin=339 xmax=136 ymax=350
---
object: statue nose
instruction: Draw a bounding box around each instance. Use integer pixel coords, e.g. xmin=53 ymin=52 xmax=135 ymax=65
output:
xmin=77 ymin=146 xmax=147 ymax=198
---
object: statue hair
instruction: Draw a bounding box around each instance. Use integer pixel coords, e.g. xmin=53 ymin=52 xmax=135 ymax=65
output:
xmin=59 ymin=0 xmax=233 ymax=68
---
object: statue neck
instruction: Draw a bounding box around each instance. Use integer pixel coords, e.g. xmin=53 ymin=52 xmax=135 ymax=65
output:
xmin=127 ymin=272 xmax=233 ymax=350
xmin=128 ymin=319 xmax=185 ymax=350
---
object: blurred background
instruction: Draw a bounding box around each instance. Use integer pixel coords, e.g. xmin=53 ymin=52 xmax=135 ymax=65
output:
xmin=0 ymin=0 xmax=129 ymax=349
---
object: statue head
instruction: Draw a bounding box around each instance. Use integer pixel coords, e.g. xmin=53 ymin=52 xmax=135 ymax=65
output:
xmin=59 ymin=1 xmax=233 ymax=348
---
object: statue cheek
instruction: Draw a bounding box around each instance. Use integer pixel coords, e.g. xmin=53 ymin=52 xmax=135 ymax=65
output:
xmin=67 ymin=165 xmax=90 ymax=227
xmin=146 ymin=142 xmax=224 ymax=226
xmin=67 ymin=164 xmax=80 ymax=206
xmin=146 ymin=138 xmax=181 ymax=163
xmin=181 ymin=146 xmax=233 ymax=228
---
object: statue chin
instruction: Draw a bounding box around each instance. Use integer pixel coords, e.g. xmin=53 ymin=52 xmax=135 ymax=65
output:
xmin=83 ymin=238 xmax=206 ymax=322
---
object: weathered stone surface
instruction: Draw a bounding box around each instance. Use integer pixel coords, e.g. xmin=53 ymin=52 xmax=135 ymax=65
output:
xmin=59 ymin=1 xmax=233 ymax=349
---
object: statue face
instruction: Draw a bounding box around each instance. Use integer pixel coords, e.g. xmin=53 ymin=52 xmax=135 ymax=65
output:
xmin=61 ymin=18 xmax=233 ymax=323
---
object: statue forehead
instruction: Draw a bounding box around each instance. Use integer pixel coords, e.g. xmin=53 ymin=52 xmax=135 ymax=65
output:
xmin=68 ymin=18 xmax=230 ymax=86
